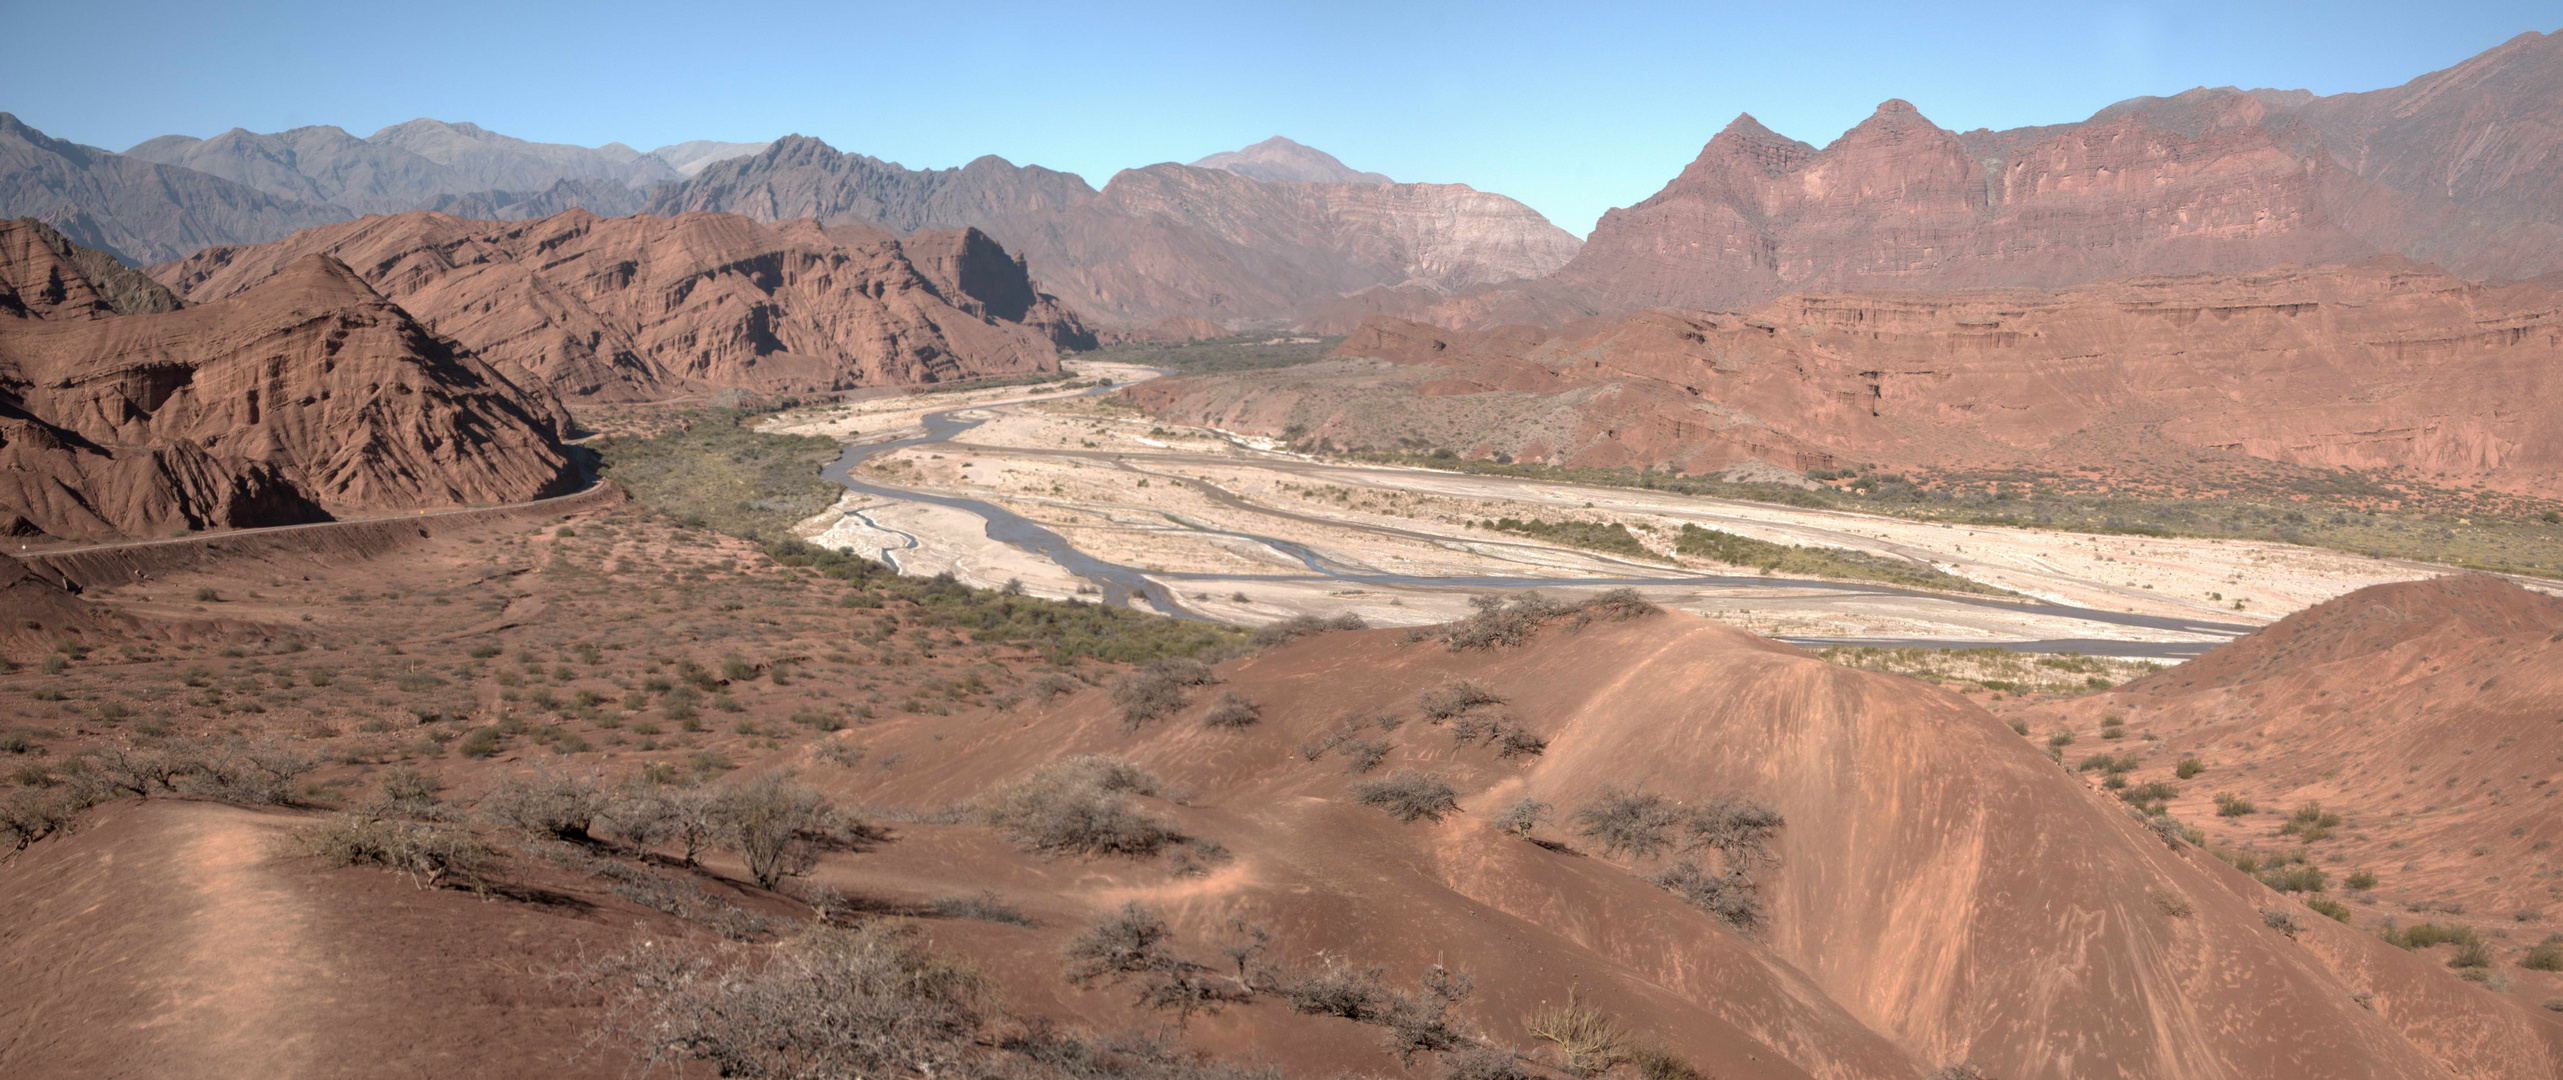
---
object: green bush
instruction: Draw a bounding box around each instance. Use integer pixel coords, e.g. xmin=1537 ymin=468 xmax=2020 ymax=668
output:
xmin=2214 ymin=793 xmax=2255 ymax=817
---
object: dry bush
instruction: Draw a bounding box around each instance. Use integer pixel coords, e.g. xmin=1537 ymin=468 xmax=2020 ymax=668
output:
xmin=1028 ymin=672 xmax=1082 ymax=698
xmin=1337 ymin=738 xmax=1392 ymax=774
xmin=1349 ymin=770 xmax=1462 ymax=824
xmin=1112 ymin=659 xmax=1221 ymax=728
xmin=0 ymin=782 xmax=104 ymax=851
xmin=1278 ymin=960 xmax=1476 ymax=1063
xmin=1650 ymin=860 xmax=1764 ymax=932
xmin=1680 ymin=797 xmax=1783 ymax=866
xmin=930 ymin=891 xmax=1038 ymax=928
xmin=1200 ymin=692 xmax=1260 ymax=729
xmin=480 ymin=769 xmax=609 ymax=841
xmin=1251 ymin=612 xmax=1367 ymax=647
xmin=981 ymin=755 xmax=1183 ymax=857
xmin=1492 ymin=797 xmax=1552 ymax=839
xmin=605 ymin=781 xmax=726 ymax=865
xmin=1442 ymin=589 xmax=1658 ymax=651
xmin=716 ymin=771 xmax=850 ymax=889
xmin=1522 ymin=987 xmax=1628 ymax=1075
xmin=1574 ymin=788 xmax=1679 ymax=858
xmin=579 ymin=922 xmax=996 ymax=1080
xmin=1419 ymin=679 xmax=1504 ymax=720
xmin=300 ymin=812 xmax=496 ymax=890
xmin=1576 ymin=588 xmax=1661 ymax=623
xmin=1441 ymin=1046 xmax=1535 ymax=1080
xmin=371 ymin=765 xmax=445 ymax=817
xmin=1062 ymin=902 xmax=1223 ymax=1021
xmin=187 ymin=740 xmax=317 ymax=805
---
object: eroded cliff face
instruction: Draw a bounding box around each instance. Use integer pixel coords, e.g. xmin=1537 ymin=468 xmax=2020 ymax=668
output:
xmin=0 ymin=218 xmax=182 ymax=319
xmin=151 ymin=209 xmax=1072 ymax=401
xmin=0 ymin=250 xmax=575 ymax=541
xmin=1135 ymin=259 xmax=2563 ymax=496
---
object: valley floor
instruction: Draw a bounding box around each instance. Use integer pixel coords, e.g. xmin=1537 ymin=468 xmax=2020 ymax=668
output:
xmin=767 ymin=362 xmax=2552 ymax=659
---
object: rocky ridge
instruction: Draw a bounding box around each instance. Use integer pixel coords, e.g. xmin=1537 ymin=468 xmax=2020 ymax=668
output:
xmin=151 ymin=209 xmax=1085 ymax=401
xmin=0 ymin=222 xmax=576 ymax=540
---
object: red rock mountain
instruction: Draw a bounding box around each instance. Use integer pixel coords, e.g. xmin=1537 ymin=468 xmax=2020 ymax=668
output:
xmin=651 ymin=136 xmax=1581 ymax=330
xmin=151 ymin=209 xmax=1087 ymax=401
xmin=0 ymin=221 xmax=575 ymax=540
xmin=1348 ymin=30 xmax=2563 ymax=329
xmin=1136 ymin=259 xmax=2563 ymax=496
xmin=0 ymin=218 xmax=181 ymax=319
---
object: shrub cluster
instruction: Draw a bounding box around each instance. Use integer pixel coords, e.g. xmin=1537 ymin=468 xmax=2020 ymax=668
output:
xmin=1348 ymin=770 xmax=1462 ymax=824
xmin=1440 ymin=589 xmax=1659 ymax=651
xmin=1250 ymin=612 xmax=1366 ymax=647
xmin=980 ymin=755 xmax=1185 ymax=857
xmin=1572 ymin=787 xmax=1784 ymax=931
xmin=1111 ymin=658 xmax=1221 ymax=728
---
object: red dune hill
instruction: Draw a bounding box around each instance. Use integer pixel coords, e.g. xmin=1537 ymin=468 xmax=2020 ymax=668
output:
xmin=2016 ymin=574 xmax=2563 ymax=1001
xmin=813 ymin=609 xmax=2563 ymax=1078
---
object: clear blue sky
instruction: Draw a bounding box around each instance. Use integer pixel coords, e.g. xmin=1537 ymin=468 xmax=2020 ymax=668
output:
xmin=3 ymin=1 xmax=2553 ymax=234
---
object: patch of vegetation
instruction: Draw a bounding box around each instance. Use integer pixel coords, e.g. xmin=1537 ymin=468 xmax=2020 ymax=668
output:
xmin=1089 ymin=335 xmax=1343 ymax=376
xmin=1821 ymin=645 xmax=2159 ymax=694
xmin=1439 ymin=588 xmax=1660 ymax=651
xmin=594 ymin=409 xmax=843 ymax=543
xmin=1340 ymin=451 xmax=2563 ymax=580
xmin=1348 ymin=770 xmax=1462 ymax=824
xmin=980 ymin=755 xmax=1184 ymax=857
xmin=1473 ymin=517 xmax=1660 ymax=560
xmin=767 ymin=544 xmax=1246 ymax=666
xmin=1674 ymin=524 xmax=2005 ymax=594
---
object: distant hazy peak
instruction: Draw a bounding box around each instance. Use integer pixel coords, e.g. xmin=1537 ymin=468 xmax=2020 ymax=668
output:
xmin=1190 ymin=136 xmax=1393 ymax=185
xmin=646 ymin=139 xmax=772 ymax=176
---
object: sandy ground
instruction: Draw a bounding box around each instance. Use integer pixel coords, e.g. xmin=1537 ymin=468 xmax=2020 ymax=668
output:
xmin=767 ymin=363 xmax=2552 ymax=655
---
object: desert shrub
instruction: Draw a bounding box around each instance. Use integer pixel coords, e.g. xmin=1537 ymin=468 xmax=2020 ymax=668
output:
xmin=2385 ymin=923 xmax=2481 ymax=950
xmin=1628 ymin=1044 xmax=1701 ymax=1080
xmin=299 ymin=812 xmax=495 ymax=889
xmin=716 ymin=771 xmax=849 ymax=889
xmin=2262 ymin=909 xmax=2302 ymax=939
xmin=480 ymin=769 xmax=608 ymax=841
xmin=2278 ymin=802 xmax=2342 ymax=841
xmin=1574 ymin=787 xmax=1679 ymax=858
xmin=1651 ymin=860 xmax=1764 ymax=931
xmin=456 ymin=725 xmax=505 ymax=759
xmin=93 ymin=743 xmax=204 ymax=797
xmin=813 ymin=740 xmax=867 ymax=769
xmin=2257 ymin=863 xmax=2328 ymax=894
xmin=2521 ymin=938 xmax=2563 ymax=972
xmin=981 ymin=755 xmax=1182 ymax=857
xmin=1442 ymin=592 xmax=1575 ymax=650
xmin=1112 ymin=658 xmax=1219 ymax=727
xmin=186 ymin=740 xmax=315 ymax=805
xmin=1337 ymin=738 xmax=1391 ymax=774
xmin=1679 ymin=797 xmax=1783 ymax=866
xmin=1277 ymin=961 xmax=1475 ymax=1062
xmin=1 ymin=783 xmax=103 ymax=851
xmin=578 ymin=921 xmax=1001 ymax=1080
xmin=2346 ymin=868 xmax=2378 ymax=890
xmin=2214 ymin=793 xmax=2255 ymax=817
xmin=1576 ymin=587 xmax=1661 ymax=622
xmin=604 ymin=781 xmax=726 ymax=865
xmin=2451 ymin=937 xmax=2494 ymax=969
xmin=1201 ymin=692 xmax=1260 ymax=729
xmin=1349 ymin=770 xmax=1461 ymax=824
xmin=930 ymin=891 xmax=1038 ymax=927
xmin=1251 ymin=612 xmax=1367 ymax=647
xmin=370 ymin=765 xmax=444 ymax=816
xmin=2307 ymin=897 xmax=2352 ymax=922
xmin=1061 ymin=902 xmax=1221 ymax=1020
xmin=1521 ymin=987 xmax=1628 ymax=1075
xmin=1492 ymin=797 xmax=1552 ymax=839
xmin=1028 ymin=672 xmax=1082 ymax=699
xmin=2175 ymin=757 xmax=2205 ymax=779
xmin=1419 ymin=679 xmax=1504 ymax=720
xmin=1441 ymin=1046 xmax=1534 ymax=1080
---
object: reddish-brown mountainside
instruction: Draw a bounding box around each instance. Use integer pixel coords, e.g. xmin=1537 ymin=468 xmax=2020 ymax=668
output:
xmin=0 ymin=236 xmax=575 ymax=541
xmin=150 ymin=209 xmax=1081 ymax=401
xmin=1343 ymin=30 xmax=2563 ymax=329
xmin=1137 ymin=259 xmax=2563 ymax=496
xmin=2013 ymin=574 xmax=2563 ymax=991
xmin=0 ymin=218 xmax=181 ymax=319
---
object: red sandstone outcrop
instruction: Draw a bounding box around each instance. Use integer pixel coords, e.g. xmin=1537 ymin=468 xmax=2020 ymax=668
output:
xmin=0 ymin=243 xmax=575 ymax=541
xmin=1136 ymin=259 xmax=2563 ymax=495
xmin=151 ymin=209 xmax=1080 ymax=401
xmin=0 ymin=218 xmax=181 ymax=319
